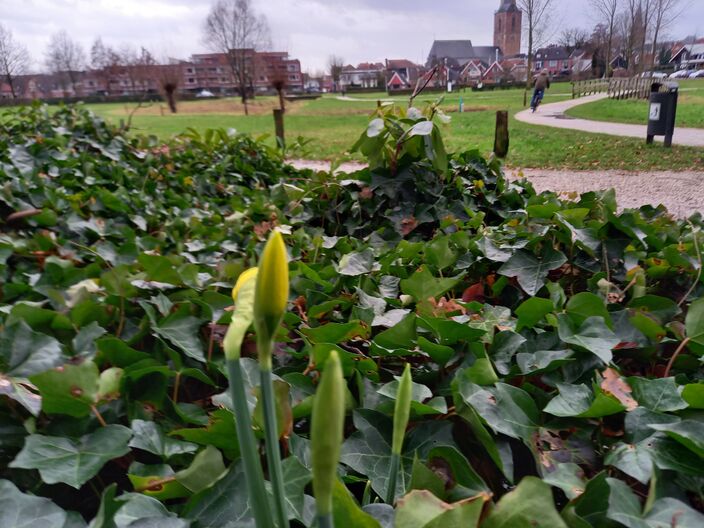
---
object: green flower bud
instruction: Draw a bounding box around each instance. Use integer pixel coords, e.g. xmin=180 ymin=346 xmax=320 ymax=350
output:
xmin=392 ymin=363 xmax=412 ymax=455
xmin=253 ymin=231 xmax=289 ymax=369
xmin=311 ymin=351 xmax=345 ymax=518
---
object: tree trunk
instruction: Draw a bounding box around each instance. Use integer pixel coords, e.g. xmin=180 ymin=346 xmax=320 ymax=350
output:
xmin=166 ymin=88 xmax=177 ymax=113
xmin=277 ymin=88 xmax=285 ymax=112
xmin=242 ymin=92 xmax=249 ymax=116
xmin=524 ymin=30 xmax=534 ymax=107
xmin=6 ymin=74 xmax=17 ymax=98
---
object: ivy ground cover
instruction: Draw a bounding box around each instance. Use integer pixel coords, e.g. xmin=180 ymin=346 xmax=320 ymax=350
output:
xmin=1 ymin=102 xmax=704 ymax=527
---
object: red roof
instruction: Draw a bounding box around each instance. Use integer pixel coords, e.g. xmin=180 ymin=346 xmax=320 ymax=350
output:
xmin=387 ymin=71 xmax=408 ymax=87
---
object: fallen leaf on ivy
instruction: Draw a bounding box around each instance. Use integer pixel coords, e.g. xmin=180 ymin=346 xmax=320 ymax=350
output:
xmin=601 ymin=368 xmax=638 ymax=411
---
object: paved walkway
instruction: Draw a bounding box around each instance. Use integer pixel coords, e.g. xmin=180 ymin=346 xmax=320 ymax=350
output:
xmin=288 ymin=160 xmax=704 ymax=218
xmin=515 ymin=93 xmax=704 ymax=148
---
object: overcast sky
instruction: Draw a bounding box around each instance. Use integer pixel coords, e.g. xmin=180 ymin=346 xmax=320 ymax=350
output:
xmin=1 ymin=0 xmax=702 ymax=73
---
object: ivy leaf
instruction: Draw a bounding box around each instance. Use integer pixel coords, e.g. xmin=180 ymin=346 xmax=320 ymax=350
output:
xmin=129 ymin=420 xmax=199 ymax=459
xmin=30 ymin=361 xmax=100 ymax=418
xmin=154 ymin=309 xmax=205 ymax=362
xmin=544 ymin=383 xmax=625 ymax=418
xmin=515 ymin=297 xmax=554 ymax=331
xmin=0 ymin=321 xmax=63 ymax=377
xmin=566 ymin=292 xmax=612 ymax=328
xmin=498 ymin=248 xmax=567 ymax=296
xmin=557 ymin=314 xmax=619 ymax=364
xmin=649 ymin=421 xmax=704 ymax=458
xmin=645 ymin=498 xmax=704 ymax=527
xmin=0 ymin=479 xmax=68 ymax=527
xmin=10 ymin=425 xmax=132 ymax=489
xmin=457 ymin=380 xmax=540 ymax=440
xmin=171 ymin=409 xmax=239 ymax=460
xmin=113 ymin=493 xmax=190 ymax=528
xmin=483 ymin=477 xmax=567 ymax=528
xmin=628 ymin=377 xmax=688 ymax=412
xmin=180 ymin=463 xmax=251 ymax=526
xmin=394 ymin=489 xmax=487 ymax=528
xmin=338 ymin=249 xmax=376 ymax=276
xmin=331 ymin=480 xmax=381 ymax=528
xmin=176 ymin=446 xmax=226 ymax=494
xmin=400 ymin=267 xmax=463 ymax=302
xmin=685 ymin=298 xmax=704 ymax=351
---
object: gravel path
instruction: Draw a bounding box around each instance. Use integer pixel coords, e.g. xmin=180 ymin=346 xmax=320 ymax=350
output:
xmin=288 ymin=160 xmax=704 ymax=218
xmin=515 ymin=93 xmax=704 ymax=148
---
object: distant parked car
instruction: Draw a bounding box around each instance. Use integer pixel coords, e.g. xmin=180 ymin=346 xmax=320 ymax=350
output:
xmin=641 ymin=71 xmax=667 ymax=79
xmin=196 ymin=90 xmax=215 ymax=98
xmin=688 ymin=70 xmax=704 ymax=79
xmin=669 ymin=69 xmax=691 ymax=79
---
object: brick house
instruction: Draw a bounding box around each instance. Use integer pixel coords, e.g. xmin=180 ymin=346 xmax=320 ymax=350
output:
xmin=385 ymin=59 xmax=424 ymax=90
xmin=533 ymin=46 xmax=571 ymax=76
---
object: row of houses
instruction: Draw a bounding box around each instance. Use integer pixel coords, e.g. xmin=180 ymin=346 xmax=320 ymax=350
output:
xmin=0 ymin=49 xmax=303 ymax=100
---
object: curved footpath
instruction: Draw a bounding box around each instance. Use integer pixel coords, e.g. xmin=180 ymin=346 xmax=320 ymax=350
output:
xmin=288 ymin=160 xmax=704 ymax=218
xmin=515 ymin=93 xmax=704 ymax=148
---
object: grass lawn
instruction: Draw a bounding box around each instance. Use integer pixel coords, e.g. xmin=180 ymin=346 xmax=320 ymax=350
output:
xmin=7 ymin=82 xmax=702 ymax=171
xmin=565 ymin=79 xmax=704 ymax=129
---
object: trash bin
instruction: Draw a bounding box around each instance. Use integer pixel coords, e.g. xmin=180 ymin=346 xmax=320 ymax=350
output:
xmin=646 ymin=82 xmax=678 ymax=147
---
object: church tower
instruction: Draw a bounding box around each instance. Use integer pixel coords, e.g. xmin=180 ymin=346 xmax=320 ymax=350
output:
xmin=494 ymin=0 xmax=522 ymax=57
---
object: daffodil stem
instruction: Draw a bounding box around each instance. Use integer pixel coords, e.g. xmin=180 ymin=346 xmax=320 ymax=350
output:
xmin=227 ymin=359 xmax=274 ymax=528
xmin=261 ymin=366 xmax=288 ymax=528
xmin=317 ymin=513 xmax=334 ymax=528
xmin=386 ymin=452 xmax=401 ymax=505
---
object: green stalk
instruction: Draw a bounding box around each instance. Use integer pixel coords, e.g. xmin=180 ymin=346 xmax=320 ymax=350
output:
xmin=317 ymin=514 xmax=334 ymax=528
xmin=386 ymin=452 xmax=401 ymax=505
xmin=260 ymin=362 xmax=288 ymax=528
xmin=227 ymin=359 xmax=274 ymax=528
xmin=386 ymin=364 xmax=413 ymax=505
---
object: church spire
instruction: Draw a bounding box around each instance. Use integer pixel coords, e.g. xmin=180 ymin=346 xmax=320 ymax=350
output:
xmin=498 ymin=0 xmax=518 ymax=13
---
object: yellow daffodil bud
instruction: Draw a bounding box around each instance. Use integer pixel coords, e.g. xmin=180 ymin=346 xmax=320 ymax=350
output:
xmin=392 ymin=363 xmax=413 ymax=455
xmin=253 ymin=231 xmax=289 ymax=369
xmin=223 ymin=275 xmax=257 ymax=361
xmin=232 ymin=267 xmax=259 ymax=302
xmin=311 ymin=351 xmax=345 ymax=518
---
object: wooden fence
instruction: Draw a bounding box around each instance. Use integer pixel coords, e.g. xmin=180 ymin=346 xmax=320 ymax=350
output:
xmin=571 ymin=76 xmax=653 ymax=100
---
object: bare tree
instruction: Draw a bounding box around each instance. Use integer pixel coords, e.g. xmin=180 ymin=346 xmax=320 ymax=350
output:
xmin=45 ymin=30 xmax=86 ymax=95
xmin=649 ymin=0 xmax=684 ymax=68
xmin=90 ymin=37 xmax=124 ymax=95
xmin=203 ymin=0 xmax=270 ymax=116
xmin=619 ymin=0 xmax=642 ymax=73
xmin=517 ymin=0 xmax=555 ymax=106
xmin=637 ymin=0 xmax=655 ymax=73
xmin=328 ymin=55 xmax=344 ymax=92
xmin=590 ymin=0 xmax=620 ymax=77
xmin=559 ymin=27 xmax=590 ymax=54
xmin=0 ymin=24 xmax=31 ymax=99
xmin=156 ymin=61 xmax=182 ymax=113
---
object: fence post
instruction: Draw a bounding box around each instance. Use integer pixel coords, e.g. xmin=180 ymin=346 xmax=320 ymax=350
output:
xmin=493 ymin=110 xmax=509 ymax=159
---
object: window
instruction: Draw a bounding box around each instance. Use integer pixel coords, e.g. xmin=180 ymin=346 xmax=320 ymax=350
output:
xmin=535 ymin=61 xmax=543 ymax=69
xmin=287 ymin=64 xmax=297 ymax=72
xmin=188 ymin=78 xmax=194 ymax=83
xmin=289 ymin=74 xmax=299 ymax=81
xmin=187 ymin=68 xmax=194 ymax=73
xmin=498 ymin=19 xmax=502 ymax=31
xmin=563 ymin=60 xmax=569 ymax=69
xmin=549 ymin=60 xmax=557 ymax=67
xmin=512 ymin=16 xmax=516 ymax=31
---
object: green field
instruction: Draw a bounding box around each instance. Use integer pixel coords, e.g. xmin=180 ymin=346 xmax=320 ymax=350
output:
xmin=565 ymin=79 xmax=704 ymax=129
xmin=14 ymin=81 xmax=704 ymax=171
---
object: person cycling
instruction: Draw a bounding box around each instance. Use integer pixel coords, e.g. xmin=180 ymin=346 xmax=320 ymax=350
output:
xmin=530 ymin=69 xmax=551 ymax=112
